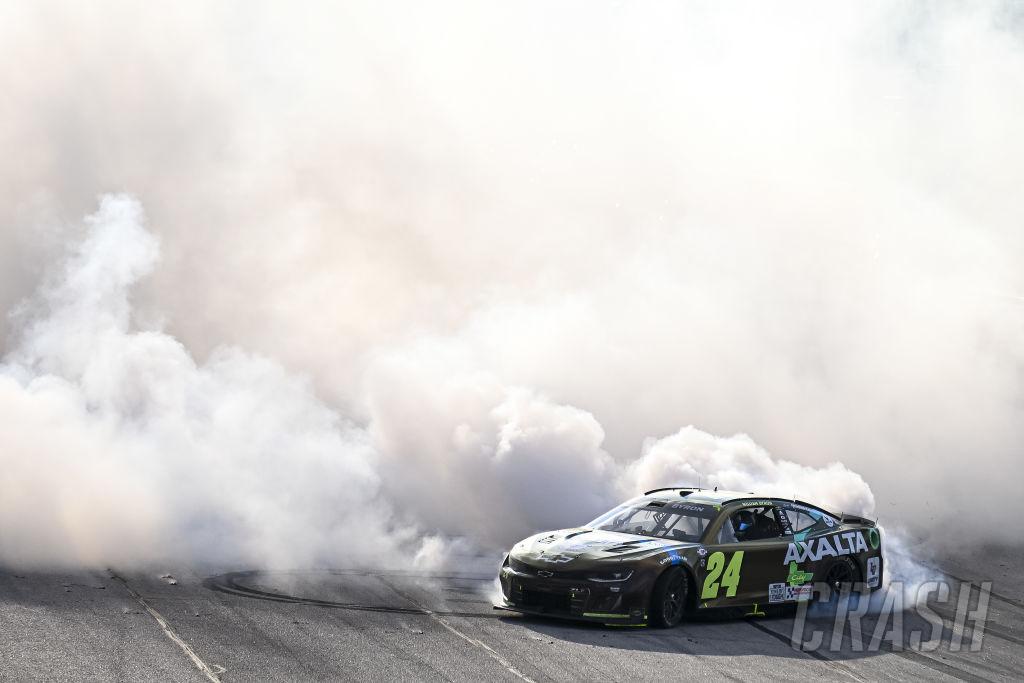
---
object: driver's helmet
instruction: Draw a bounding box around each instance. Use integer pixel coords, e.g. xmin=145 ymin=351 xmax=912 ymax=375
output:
xmin=734 ymin=509 xmax=755 ymax=533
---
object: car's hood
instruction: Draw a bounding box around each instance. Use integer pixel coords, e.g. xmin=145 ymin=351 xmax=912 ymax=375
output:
xmin=510 ymin=528 xmax=696 ymax=567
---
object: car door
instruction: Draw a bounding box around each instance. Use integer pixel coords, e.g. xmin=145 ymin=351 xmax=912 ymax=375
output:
xmin=696 ymin=504 xmax=791 ymax=607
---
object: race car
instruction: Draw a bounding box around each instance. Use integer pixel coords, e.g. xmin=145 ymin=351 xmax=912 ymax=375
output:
xmin=496 ymin=488 xmax=883 ymax=627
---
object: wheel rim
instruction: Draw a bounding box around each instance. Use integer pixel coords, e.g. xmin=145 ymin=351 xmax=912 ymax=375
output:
xmin=825 ymin=561 xmax=854 ymax=594
xmin=662 ymin=573 xmax=685 ymax=622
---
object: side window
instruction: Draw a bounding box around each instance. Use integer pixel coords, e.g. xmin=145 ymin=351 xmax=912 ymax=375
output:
xmin=622 ymin=509 xmax=661 ymax=536
xmin=780 ymin=506 xmax=839 ymax=535
xmin=670 ymin=514 xmax=707 ymax=541
xmin=784 ymin=509 xmax=816 ymax=533
xmin=717 ymin=506 xmax=785 ymax=543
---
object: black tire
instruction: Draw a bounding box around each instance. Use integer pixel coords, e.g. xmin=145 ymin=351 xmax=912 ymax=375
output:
xmin=649 ymin=567 xmax=688 ymax=628
xmin=817 ymin=556 xmax=861 ymax=605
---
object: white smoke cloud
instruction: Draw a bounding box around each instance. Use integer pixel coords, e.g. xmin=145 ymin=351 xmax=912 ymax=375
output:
xmin=0 ymin=197 xmax=406 ymax=568
xmin=0 ymin=196 xmax=882 ymax=567
xmin=364 ymin=351 xmax=619 ymax=544
xmin=626 ymin=428 xmax=875 ymax=518
xmin=0 ymin=2 xmax=1021 ymax=567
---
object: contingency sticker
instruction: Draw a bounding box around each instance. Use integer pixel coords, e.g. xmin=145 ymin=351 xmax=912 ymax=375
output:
xmin=785 ymin=585 xmax=813 ymax=602
xmin=768 ymin=583 xmax=786 ymax=604
xmin=867 ymin=557 xmax=880 ymax=587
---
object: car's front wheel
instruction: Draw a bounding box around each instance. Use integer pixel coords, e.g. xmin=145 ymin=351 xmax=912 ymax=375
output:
xmin=649 ymin=567 xmax=688 ymax=628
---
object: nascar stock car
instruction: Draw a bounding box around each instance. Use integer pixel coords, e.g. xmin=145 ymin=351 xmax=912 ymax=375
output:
xmin=496 ymin=488 xmax=883 ymax=627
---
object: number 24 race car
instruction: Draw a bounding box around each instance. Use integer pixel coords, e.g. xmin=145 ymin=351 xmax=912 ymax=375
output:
xmin=496 ymin=488 xmax=883 ymax=627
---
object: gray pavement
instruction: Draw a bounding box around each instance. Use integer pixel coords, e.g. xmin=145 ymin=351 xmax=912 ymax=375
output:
xmin=2 ymin=545 xmax=1021 ymax=681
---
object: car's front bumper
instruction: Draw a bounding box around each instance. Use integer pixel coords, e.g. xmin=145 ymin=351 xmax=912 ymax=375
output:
xmin=496 ymin=565 xmax=649 ymax=625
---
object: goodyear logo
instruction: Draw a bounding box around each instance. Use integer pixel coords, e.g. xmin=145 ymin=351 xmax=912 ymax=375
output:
xmin=783 ymin=531 xmax=869 ymax=565
xmin=659 ymin=549 xmax=683 ymax=565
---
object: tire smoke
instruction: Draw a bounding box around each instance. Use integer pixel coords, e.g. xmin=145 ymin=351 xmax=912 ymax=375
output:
xmin=1 ymin=3 xmax=1021 ymax=569
xmin=1 ymin=197 xmax=876 ymax=568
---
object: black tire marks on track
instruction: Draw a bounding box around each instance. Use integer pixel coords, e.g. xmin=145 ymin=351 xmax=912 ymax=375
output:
xmin=203 ymin=570 xmax=505 ymax=619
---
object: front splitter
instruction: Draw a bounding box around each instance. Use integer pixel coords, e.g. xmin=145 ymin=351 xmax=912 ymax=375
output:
xmin=492 ymin=602 xmax=647 ymax=626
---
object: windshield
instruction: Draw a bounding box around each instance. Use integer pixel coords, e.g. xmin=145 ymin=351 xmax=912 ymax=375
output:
xmin=586 ymin=500 xmax=717 ymax=542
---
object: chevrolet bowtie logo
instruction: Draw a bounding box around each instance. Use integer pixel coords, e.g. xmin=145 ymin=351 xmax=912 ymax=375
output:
xmin=537 ymin=570 xmax=553 ymax=577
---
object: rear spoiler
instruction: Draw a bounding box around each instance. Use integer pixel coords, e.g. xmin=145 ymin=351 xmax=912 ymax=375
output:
xmin=841 ymin=514 xmax=876 ymax=527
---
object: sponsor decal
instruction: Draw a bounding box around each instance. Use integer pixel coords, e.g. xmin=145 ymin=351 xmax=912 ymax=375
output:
xmin=867 ymin=557 xmax=880 ymax=587
xmin=869 ymin=528 xmax=880 ymax=550
xmin=788 ymin=562 xmax=814 ymax=586
xmin=660 ymin=549 xmax=683 ymax=566
xmin=741 ymin=500 xmax=773 ymax=507
xmin=696 ymin=547 xmax=708 ymax=557
xmin=823 ymin=515 xmax=835 ymax=528
xmin=785 ymin=585 xmax=813 ymax=602
xmin=783 ymin=531 xmax=869 ymax=565
xmin=772 ymin=572 xmax=820 ymax=603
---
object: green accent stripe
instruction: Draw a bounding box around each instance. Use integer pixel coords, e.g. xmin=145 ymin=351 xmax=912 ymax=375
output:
xmin=582 ymin=612 xmax=630 ymax=618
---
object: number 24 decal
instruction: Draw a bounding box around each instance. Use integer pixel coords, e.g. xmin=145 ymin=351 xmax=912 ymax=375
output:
xmin=701 ymin=551 xmax=744 ymax=599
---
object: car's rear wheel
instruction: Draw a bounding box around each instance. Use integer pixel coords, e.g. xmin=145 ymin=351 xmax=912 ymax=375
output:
xmin=649 ymin=567 xmax=687 ymax=628
xmin=817 ymin=556 xmax=861 ymax=604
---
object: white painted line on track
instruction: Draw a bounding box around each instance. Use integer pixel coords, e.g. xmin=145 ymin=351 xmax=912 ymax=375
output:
xmin=109 ymin=570 xmax=223 ymax=683
xmin=379 ymin=577 xmax=537 ymax=683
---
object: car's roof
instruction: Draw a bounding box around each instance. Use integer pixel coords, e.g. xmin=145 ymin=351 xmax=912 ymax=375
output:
xmin=642 ymin=488 xmax=835 ymax=513
xmin=644 ymin=488 xmax=756 ymax=504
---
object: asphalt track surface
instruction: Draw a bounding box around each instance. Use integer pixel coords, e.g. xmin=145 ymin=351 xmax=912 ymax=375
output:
xmin=2 ymin=544 xmax=1022 ymax=681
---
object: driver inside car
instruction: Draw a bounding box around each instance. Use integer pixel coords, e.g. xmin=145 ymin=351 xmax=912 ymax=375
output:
xmin=732 ymin=509 xmax=756 ymax=540
xmin=731 ymin=507 xmax=780 ymax=541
